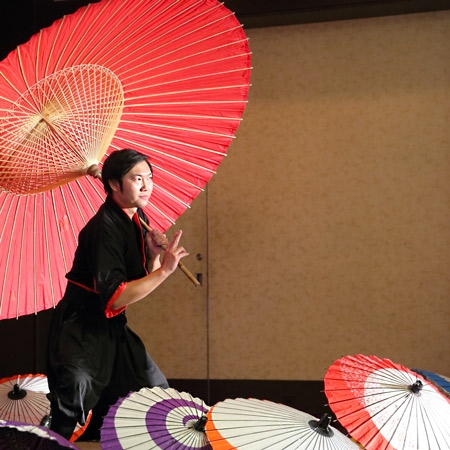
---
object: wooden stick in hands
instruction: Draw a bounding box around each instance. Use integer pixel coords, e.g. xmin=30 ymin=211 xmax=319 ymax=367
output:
xmin=139 ymin=218 xmax=200 ymax=286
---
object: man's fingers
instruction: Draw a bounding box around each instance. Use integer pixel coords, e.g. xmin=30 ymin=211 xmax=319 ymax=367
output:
xmin=168 ymin=230 xmax=183 ymax=248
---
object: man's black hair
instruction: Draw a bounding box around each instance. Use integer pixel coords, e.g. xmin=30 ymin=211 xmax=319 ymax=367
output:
xmin=102 ymin=149 xmax=153 ymax=195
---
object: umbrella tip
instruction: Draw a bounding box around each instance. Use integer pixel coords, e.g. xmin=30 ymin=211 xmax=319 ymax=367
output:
xmin=409 ymin=379 xmax=423 ymax=394
xmin=308 ymin=414 xmax=334 ymax=438
xmin=193 ymin=415 xmax=208 ymax=432
xmin=8 ymin=384 xmax=27 ymax=400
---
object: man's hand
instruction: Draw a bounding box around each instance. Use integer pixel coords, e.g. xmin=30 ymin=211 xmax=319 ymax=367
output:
xmin=160 ymin=230 xmax=189 ymax=275
xmin=145 ymin=229 xmax=169 ymax=257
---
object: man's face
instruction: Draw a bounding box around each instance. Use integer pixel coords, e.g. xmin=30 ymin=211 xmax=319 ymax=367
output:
xmin=110 ymin=160 xmax=153 ymax=213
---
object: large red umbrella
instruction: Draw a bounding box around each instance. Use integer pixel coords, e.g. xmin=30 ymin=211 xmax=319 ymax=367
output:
xmin=0 ymin=0 xmax=251 ymax=319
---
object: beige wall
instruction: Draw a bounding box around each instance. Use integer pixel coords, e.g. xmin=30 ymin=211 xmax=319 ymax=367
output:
xmin=128 ymin=10 xmax=450 ymax=380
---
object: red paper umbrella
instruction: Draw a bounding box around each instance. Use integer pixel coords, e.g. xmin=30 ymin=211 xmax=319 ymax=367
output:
xmin=324 ymin=354 xmax=450 ymax=450
xmin=0 ymin=0 xmax=251 ymax=319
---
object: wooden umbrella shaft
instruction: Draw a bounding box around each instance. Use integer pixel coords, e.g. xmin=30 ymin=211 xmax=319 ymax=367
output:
xmin=89 ymin=166 xmax=199 ymax=287
xmin=138 ymin=218 xmax=200 ymax=287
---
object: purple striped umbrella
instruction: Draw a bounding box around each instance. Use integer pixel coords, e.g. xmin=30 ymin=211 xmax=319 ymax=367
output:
xmin=0 ymin=419 xmax=79 ymax=449
xmin=101 ymin=386 xmax=211 ymax=449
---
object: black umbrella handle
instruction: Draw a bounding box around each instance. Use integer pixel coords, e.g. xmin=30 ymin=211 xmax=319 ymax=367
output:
xmin=8 ymin=384 xmax=27 ymax=400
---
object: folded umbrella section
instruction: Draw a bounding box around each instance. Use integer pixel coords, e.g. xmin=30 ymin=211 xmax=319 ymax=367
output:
xmin=0 ymin=419 xmax=79 ymax=449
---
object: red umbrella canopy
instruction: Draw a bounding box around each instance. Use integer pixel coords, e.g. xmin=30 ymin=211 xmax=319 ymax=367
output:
xmin=0 ymin=0 xmax=251 ymax=319
xmin=324 ymin=354 xmax=450 ymax=450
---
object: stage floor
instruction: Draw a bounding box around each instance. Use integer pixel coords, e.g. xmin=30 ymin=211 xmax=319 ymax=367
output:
xmin=77 ymin=442 xmax=100 ymax=449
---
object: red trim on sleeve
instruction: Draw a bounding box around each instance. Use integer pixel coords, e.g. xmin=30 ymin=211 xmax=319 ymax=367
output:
xmin=104 ymin=282 xmax=127 ymax=318
xmin=67 ymin=279 xmax=99 ymax=294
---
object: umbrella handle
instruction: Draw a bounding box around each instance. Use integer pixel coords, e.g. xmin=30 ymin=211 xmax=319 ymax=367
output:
xmin=138 ymin=217 xmax=200 ymax=287
xmin=87 ymin=165 xmax=200 ymax=287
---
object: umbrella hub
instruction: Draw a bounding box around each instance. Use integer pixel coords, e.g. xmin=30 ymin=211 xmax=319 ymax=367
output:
xmin=193 ymin=415 xmax=208 ymax=432
xmin=308 ymin=414 xmax=334 ymax=437
xmin=8 ymin=383 xmax=27 ymax=400
xmin=0 ymin=64 xmax=123 ymax=195
xmin=83 ymin=163 xmax=102 ymax=179
xmin=409 ymin=379 xmax=423 ymax=394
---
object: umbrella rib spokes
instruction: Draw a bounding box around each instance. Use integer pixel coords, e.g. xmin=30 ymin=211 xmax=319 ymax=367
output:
xmin=104 ymin=1 xmax=228 ymax=71
xmin=126 ymin=66 xmax=251 ymax=99
xmin=126 ymin=82 xmax=249 ymax=102
xmin=358 ymin=393 xmax=416 ymax=450
xmin=0 ymin=197 xmax=21 ymax=318
xmin=42 ymin=195 xmax=56 ymax=308
xmin=59 ymin=185 xmax=80 ymax=245
xmin=120 ymin=119 xmax=235 ymax=140
xmin=123 ymin=41 xmax=250 ymax=87
xmin=121 ymin=110 xmax=243 ymax=122
xmin=0 ymin=66 xmax=40 ymax=117
xmin=56 ymin=2 xmax=111 ymax=71
xmin=150 ymin=161 xmax=203 ymax=191
xmin=116 ymin=125 xmax=226 ymax=158
xmin=415 ymin=391 xmax=450 ymax=447
xmin=113 ymin=132 xmax=217 ymax=174
xmin=16 ymin=196 xmax=29 ymax=318
xmin=84 ymin=0 xmax=170 ymax=68
xmin=67 ymin=181 xmax=96 ymax=227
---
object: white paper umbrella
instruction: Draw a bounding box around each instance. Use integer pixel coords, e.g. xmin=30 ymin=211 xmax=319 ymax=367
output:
xmin=205 ymin=398 xmax=360 ymax=449
xmin=0 ymin=373 xmax=91 ymax=442
xmin=101 ymin=386 xmax=211 ymax=449
xmin=324 ymin=354 xmax=450 ymax=450
xmin=0 ymin=374 xmax=49 ymax=424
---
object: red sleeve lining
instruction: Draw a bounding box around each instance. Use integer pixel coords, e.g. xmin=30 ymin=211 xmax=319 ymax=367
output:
xmin=104 ymin=282 xmax=127 ymax=318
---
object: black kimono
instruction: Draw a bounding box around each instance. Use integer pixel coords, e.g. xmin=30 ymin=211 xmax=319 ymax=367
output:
xmin=47 ymin=195 xmax=168 ymax=426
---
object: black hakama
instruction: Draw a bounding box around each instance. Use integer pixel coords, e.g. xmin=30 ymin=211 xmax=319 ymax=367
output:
xmin=47 ymin=196 xmax=168 ymax=426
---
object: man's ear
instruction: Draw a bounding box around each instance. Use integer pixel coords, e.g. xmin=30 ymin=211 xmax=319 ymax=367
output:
xmin=109 ymin=179 xmax=120 ymax=192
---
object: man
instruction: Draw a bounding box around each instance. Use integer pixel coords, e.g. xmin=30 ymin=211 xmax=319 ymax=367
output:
xmin=46 ymin=149 xmax=188 ymax=439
